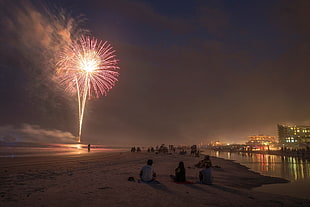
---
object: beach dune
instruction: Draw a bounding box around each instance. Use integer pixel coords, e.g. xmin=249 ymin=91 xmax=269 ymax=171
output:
xmin=0 ymin=151 xmax=309 ymax=207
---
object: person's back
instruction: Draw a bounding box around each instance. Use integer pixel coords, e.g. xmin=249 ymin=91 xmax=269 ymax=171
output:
xmin=175 ymin=161 xmax=186 ymax=182
xmin=199 ymin=164 xmax=212 ymax=185
xmin=140 ymin=159 xmax=156 ymax=182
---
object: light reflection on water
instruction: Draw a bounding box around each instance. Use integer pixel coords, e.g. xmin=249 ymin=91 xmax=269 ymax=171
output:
xmin=211 ymin=150 xmax=310 ymax=181
xmin=208 ymin=150 xmax=310 ymax=199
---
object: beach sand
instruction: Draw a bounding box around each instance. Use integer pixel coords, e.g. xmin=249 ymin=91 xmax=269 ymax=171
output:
xmin=0 ymin=151 xmax=309 ymax=207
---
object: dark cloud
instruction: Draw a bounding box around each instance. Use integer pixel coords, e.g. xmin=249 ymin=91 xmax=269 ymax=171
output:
xmin=198 ymin=6 xmax=232 ymax=38
xmin=84 ymin=0 xmax=194 ymax=34
xmin=273 ymin=0 xmax=310 ymax=37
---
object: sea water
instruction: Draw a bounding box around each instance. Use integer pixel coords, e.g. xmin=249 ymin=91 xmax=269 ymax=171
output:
xmin=204 ymin=150 xmax=310 ymax=199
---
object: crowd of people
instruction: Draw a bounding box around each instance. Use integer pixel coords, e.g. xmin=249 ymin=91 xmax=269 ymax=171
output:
xmin=129 ymin=144 xmax=214 ymax=184
xmin=130 ymin=144 xmax=203 ymax=156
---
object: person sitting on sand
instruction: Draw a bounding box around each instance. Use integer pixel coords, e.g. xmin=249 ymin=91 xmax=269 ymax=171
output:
xmin=173 ymin=161 xmax=186 ymax=182
xmin=140 ymin=159 xmax=157 ymax=182
xmin=199 ymin=162 xmax=212 ymax=185
xmin=195 ymin=155 xmax=212 ymax=168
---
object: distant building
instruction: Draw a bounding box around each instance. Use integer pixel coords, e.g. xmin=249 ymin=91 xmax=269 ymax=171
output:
xmin=215 ymin=141 xmax=222 ymax=146
xmin=278 ymin=124 xmax=310 ymax=148
xmin=209 ymin=140 xmax=223 ymax=146
xmin=246 ymin=135 xmax=277 ymax=146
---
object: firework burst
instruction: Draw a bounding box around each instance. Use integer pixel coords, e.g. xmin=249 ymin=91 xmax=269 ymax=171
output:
xmin=57 ymin=36 xmax=119 ymax=142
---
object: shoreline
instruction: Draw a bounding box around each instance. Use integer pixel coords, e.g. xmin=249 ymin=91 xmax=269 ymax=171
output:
xmin=1 ymin=151 xmax=309 ymax=207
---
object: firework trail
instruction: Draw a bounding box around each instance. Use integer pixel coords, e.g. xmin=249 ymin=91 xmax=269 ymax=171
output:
xmin=57 ymin=36 xmax=119 ymax=142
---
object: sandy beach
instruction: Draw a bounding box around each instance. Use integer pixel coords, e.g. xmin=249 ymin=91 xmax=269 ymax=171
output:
xmin=0 ymin=151 xmax=309 ymax=207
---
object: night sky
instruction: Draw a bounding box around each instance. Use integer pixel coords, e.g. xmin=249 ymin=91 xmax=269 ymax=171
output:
xmin=0 ymin=0 xmax=310 ymax=146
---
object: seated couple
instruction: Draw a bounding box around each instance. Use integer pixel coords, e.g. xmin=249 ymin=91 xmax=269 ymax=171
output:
xmin=171 ymin=161 xmax=212 ymax=184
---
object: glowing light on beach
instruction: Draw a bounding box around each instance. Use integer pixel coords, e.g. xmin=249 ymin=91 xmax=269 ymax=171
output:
xmin=57 ymin=36 xmax=119 ymax=142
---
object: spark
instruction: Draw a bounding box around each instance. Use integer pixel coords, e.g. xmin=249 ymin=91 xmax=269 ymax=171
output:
xmin=57 ymin=36 xmax=119 ymax=142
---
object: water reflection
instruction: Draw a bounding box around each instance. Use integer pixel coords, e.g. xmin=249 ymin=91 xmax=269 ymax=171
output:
xmin=208 ymin=150 xmax=310 ymax=182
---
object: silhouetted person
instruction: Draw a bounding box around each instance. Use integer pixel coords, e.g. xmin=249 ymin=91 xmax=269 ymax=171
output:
xmin=140 ymin=159 xmax=156 ymax=182
xmin=88 ymin=144 xmax=91 ymax=152
xmin=131 ymin=146 xmax=136 ymax=152
xmin=174 ymin=161 xmax=186 ymax=182
xmin=195 ymin=150 xmax=200 ymax=157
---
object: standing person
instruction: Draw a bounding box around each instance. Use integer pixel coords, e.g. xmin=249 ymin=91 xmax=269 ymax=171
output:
xmin=199 ymin=163 xmax=212 ymax=185
xmin=140 ymin=159 xmax=156 ymax=182
xmin=88 ymin=144 xmax=91 ymax=152
xmin=174 ymin=161 xmax=186 ymax=182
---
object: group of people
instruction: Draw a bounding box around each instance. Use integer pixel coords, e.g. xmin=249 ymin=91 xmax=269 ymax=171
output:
xmin=131 ymin=146 xmax=141 ymax=152
xmin=190 ymin=145 xmax=200 ymax=157
xmin=139 ymin=155 xmax=213 ymax=185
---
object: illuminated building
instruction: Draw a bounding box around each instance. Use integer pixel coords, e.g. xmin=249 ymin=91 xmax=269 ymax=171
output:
xmin=278 ymin=124 xmax=310 ymax=148
xmin=215 ymin=141 xmax=222 ymax=146
xmin=246 ymin=135 xmax=277 ymax=146
xmin=245 ymin=135 xmax=277 ymax=151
